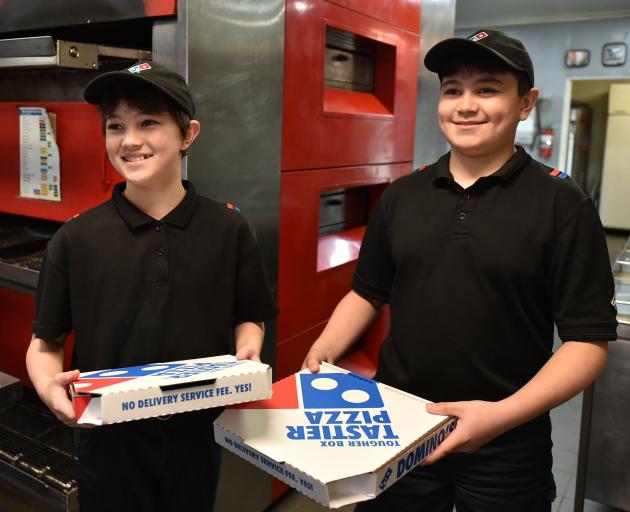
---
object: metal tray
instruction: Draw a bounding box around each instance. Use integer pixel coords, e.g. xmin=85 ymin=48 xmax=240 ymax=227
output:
xmin=0 ymin=214 xmax=59 ymax=294
xmin=0 ymin=391 xmax=77 ymax=511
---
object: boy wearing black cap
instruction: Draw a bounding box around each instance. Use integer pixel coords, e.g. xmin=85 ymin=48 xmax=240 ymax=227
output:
xmin=26 ymin=61 xmax=278 ymax=511
xmin=304 ymin=30 xmax=617 ymax=511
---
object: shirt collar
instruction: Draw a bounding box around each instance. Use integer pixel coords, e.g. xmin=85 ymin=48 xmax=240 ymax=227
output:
xmin=433 ymin=146 xmax=531 ymax=187
xmin=112 ymin=180 xmax=198 ymax=232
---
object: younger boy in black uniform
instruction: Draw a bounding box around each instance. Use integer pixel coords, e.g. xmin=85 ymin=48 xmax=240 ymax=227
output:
xmin=26 ymin=62 xmax=277 ymax=511
xmin=304 ymin=30 xmax=617 ymax=511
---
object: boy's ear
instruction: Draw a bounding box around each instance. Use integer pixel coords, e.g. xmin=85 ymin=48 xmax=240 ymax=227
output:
xmin=519 ymin=87 xmax=539 ymax=121
xmin=181 ymin=120 xmax=201 ymax=151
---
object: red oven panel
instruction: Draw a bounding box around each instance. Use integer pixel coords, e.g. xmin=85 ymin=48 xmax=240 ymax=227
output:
xmin=0 ymin=289 xmax=74 ymax=386
xmin=276 ymin=162 xmax=409 ymax=378
xmin=0 ymin=102 xmax=122 ymax=222
xmin=282 ymin=0 xmax=419 ymax=171
xmin=143 ymin=0 xmax=177 ymax=16
xmin=325 ymin=0 xmax=420 ymax=33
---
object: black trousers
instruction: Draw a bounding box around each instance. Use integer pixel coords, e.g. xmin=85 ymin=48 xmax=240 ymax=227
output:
xmin=74 ymin=409 xmax=221 ymax=512
xmin=356 ymin=431 xmax=555 ymax=512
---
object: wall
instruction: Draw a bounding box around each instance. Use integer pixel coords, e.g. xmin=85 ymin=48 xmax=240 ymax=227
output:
xmin=456 ymin=18 xmax=630 ymax=169
xmin=571 ymin=79 xmax=630 ymax=199
xmin=413 ymin=0 xmax=455 ymax=168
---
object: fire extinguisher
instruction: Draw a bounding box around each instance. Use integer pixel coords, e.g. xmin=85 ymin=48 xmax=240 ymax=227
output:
xmin=538 ymin=127 xmax=554 ymax=159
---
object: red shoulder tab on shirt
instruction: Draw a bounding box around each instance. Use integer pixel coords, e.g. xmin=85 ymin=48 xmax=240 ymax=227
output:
xmin=549 ymin=168 xmax=569 ymax=179
xmin=226 ymin=202 xmax=241 ymax=213
xmin=415 ymin=165 xmax=427 ymax=173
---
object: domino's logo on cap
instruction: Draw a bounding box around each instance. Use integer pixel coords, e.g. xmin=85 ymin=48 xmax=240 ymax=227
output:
xmin=469 ymin=31 xmax=489 ymax=42
xmin=299 ymin=373 xmax=384 ymax=409
xmin=128 ymin=62 xmax=152 ymax=74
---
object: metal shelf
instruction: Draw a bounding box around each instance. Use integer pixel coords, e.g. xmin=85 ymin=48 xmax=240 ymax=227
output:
xmin=0 ymin=36 xmax=151 ymax=70
xmin=0 ymin=214 xmax=58 ymax=295
xmin=0 ymin=261 xmax=39 ymax=295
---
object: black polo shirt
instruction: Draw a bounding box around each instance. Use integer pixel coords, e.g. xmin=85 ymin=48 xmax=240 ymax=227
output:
xmin=34 ymin=181 xmax=277 ymax=372
xmin=353 ymin=147 xmax=617 ymax=405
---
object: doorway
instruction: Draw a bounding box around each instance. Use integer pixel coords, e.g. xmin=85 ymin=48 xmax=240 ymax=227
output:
xmin=560 ymin=77 xmax=630 ymax=197
xmin=559 ymin=77 xmax=630 ymax=201
xmin=559 ymin=76 xmax=630 ymax=259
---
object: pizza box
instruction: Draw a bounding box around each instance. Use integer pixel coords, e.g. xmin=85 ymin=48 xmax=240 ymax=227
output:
xmin=71 ymin=355 xmax=271 ymax=425
xmin=214 ymin=363 xmax=456 ymax=509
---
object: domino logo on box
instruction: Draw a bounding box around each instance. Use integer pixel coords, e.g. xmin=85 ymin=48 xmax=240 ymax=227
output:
xmin=214 ymin=364 xmax=456 ymax=508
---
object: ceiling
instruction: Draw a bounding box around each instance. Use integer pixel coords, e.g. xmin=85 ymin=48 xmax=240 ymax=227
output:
xmin=455 ymin=0 xmax=630 ymax=30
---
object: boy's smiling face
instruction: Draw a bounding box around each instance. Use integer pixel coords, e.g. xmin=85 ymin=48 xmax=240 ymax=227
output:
xmin=105 ymin=100 xmax=198 ymax=188
xmin=438 ymin=68 xmax=537 ymax=158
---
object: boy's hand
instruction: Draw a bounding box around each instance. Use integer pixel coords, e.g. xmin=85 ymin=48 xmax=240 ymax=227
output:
xmin=301 ymin=346 xmax=330 ymax=373
xmin=421 ymin=400 xmax=509 ymax=465
xmin=234 ymin=322 xmax=264 ymax=362
xmin=235 ymin=345 xmax=261 ymax=362
xmin=41 ymin=369 xmax=81 ymax=427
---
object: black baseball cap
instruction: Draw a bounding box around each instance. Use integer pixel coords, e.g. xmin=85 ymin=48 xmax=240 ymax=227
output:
xmin=84 ymin=61 xmax=195 ymax=118
xmin=424 ymin=29 xmax=534 ymax=87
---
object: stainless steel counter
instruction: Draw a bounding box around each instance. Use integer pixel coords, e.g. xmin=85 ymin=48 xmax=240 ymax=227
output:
xmin=575 ymin=239 xmax=630 ymax=512
xmin=575 ymin=334 xmax=630 ymax=511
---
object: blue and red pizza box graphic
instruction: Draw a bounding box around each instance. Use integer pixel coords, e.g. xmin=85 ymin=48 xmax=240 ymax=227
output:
xmin=71 ymin=355 xmax=271 ymax=425
xmin=214 ymin=363 xmax=456 ymax=509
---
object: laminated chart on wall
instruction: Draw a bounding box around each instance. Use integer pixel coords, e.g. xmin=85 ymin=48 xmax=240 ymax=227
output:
xmin=19 ymin=106 xmax=61 ymax=201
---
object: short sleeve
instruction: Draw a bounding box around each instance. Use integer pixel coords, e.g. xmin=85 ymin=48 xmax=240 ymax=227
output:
xmin=234 ymin=220 xmax=279 ymax=322
xmin=552 ymin=197 xmax=618 ymax=341
xmin=352 ymin=193 xmax=395 ymax=303
xmin=33 ymin=240 xmax=73 ymax=340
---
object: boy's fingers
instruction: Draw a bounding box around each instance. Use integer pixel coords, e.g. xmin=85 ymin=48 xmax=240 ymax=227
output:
xmin=300 ymin=356 xmax=319 ymax=373
xmin=302 ymin=348 xmax=326 ymax=372
xmin=50 ymin=385 xmax=77 ymax=424
xmin=55 ymin=369 xmax=80 ymax=387
xmin=57 ymin=401 xmax=77 ymax=422
xmin=307 ymin=358 xmax=320 ymax=373
xmin=421 ymin=433 xmax=458 ymax=465
xmin=235 ymin=347 xmax=260 ymax=362
xmin=238 ymin=353 xmax=260 ymax=362
xmin=426 ymin=401 xmax=460 ymax=417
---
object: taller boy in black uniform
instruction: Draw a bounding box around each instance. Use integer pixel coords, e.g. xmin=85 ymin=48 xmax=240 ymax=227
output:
xmin=26 ymin=62 xmax=277 ymax=511
xmin=304 ymin=30 xmax=617 ymax=511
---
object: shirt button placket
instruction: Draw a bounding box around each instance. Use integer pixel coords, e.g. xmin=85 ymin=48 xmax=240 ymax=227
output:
xmin=452 ymin=190 xmax=473 ymax=238
xmin=153 ymin=223 xmax=169 ymax=285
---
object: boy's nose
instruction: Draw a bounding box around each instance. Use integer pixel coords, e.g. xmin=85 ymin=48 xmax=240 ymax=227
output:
xmin=457 ymin=91 xmax=479 ymax=113
xmin=121 ymin=128 xmax=142 ymax=148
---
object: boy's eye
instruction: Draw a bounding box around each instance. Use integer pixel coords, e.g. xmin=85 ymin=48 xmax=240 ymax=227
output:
xmin=478 ymin=87 xmax=498 ymax=94
xmin=442 ymin=88 xmax=461 ymax=96
xmin=106 ymin=123 xmax=122 ymax=131
xmin=141 ymin=119 xmax=159 ymax=127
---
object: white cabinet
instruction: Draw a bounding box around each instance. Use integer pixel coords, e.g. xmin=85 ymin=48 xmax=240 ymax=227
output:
xmin=599 ymin=84 xmax=630 ymax=230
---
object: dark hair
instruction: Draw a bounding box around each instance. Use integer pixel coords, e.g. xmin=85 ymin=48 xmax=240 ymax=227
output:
xmin=97 ymin=81 xmax=191 ymax=139
xmin=438 ymin=53 xmax=532 ymax=97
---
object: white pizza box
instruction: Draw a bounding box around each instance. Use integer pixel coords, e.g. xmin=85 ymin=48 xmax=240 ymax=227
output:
xmin=71 ymin=355 xmax=271 ymax=425
xmin=214 ymin=363 xmax=456 ymax=509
